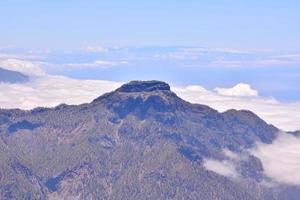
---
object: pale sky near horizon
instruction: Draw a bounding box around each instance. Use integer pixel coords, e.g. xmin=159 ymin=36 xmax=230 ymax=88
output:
xmin=1 ymin=0 xmax=300 ymax=50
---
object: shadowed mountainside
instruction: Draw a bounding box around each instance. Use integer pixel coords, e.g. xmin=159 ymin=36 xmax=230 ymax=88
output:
xmin=0 ymin=68 xmax=29 ymax=83
xmin=0 ymin=80 xmax=299 ymax=200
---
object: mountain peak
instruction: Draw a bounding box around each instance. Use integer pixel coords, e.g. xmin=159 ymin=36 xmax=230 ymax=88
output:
xmin=116 ymin=80 xmax=171 ymax=93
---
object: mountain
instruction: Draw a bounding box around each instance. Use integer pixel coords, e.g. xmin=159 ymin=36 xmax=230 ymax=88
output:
xmin=0 ymin=80 xmax=299 ymax=199
xmin=289 ymin=130 xmax=300 ymax=137
xmin=0 ymin=67 xmax=29 ymax=83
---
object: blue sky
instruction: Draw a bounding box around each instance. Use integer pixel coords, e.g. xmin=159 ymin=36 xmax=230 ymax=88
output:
xmin=0 ymin=1 xmax=300 ymax=101
xmin=1 ymin=0 xmax=300 ymax=50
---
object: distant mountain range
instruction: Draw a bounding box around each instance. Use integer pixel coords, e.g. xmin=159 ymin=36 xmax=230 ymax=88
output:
xmin=0 ymin=80 xmax=299 ymax=199
xmin=0 ymin=67 xmax=29 ymax=83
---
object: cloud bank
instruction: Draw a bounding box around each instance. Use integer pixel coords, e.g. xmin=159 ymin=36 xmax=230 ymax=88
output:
xmin=204 ymin=134 xmax=300 ymax=187
xmin=173 ymin=86 xmax=300 ymax=131
xmin=251 ymin=132 xmax=300 ymax=186
xmin=0 ymin=58 xmax=299 ymax=131
xmin=0 ymin=75 xmax=121 ymax=109
xmin=203 ymin=158 xmax=239 ymax=178
xmin=0 ymin=58 xmax=46 ymax=76
xmin=85 ymin=46 xmax=109 ymax=53
xmin=66 ymin=60 xmax=128 ymax=69
xmin=1 ymin=58 xmax=300 ymax=187
xmin=214 ymin=83 xmax=258 ymax=97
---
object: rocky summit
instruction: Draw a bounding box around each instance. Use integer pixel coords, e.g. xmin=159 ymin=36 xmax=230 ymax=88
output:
xmin=116 ymin=80 xmax=171 ymax=92
xmin=0 ymin=81 xmax=299 ymax=200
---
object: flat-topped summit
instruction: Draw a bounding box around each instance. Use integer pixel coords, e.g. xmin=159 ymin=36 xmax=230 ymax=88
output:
xmin=116 ymin=80 xmax=171 ymax=93
xmin=0 ymin=79 xmax=286 ymax=200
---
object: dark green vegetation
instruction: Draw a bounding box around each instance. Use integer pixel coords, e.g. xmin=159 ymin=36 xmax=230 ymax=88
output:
xmin=0 ymin=81 xmax=299 ymax=199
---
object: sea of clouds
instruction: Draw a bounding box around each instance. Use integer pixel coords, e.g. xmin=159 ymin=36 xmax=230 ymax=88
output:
xmin=1 ymin=58 xmax=300 ymax=131
xmin=1 ymin=58 xmax=300 ymax=187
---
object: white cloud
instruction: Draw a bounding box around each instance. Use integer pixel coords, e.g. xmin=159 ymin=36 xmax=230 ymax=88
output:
xmin=203 ymin=149 xmax=243 ymax=179
xmin=153 ymin=47 xmax=250 ymax=61
xmin=205 ymin=134 xmax=300 ymax=186
xmin=0 ymin=58 xmax=46 ymax=76
xmin=251 ymin=132 xmax=300 ymax=186
xmin=66 ymin=60 xmax=128 ymax=69
xmin=0 ymin=59 xmax=299 ymax=131
xmin=203 ymin=158 xmax=239 ymax=178
xmin=27 ymin=49 xmax=52 ymax=54
xmin=212 ymin=58 xmax=299 ymax=67
xmin=214 ymin=83 xmax=258 ymax=97
xmin=85 ymin=46 xmax=108 ymax=53
xmin=0 ymin=76 xmax=121 ymax=110
xmin=151 ymin=47 xmax=300 ymax=68
xmin=0 ymin=53 xmax=42 ymax=60
xmin=271 ymin=54 xmax=300 ymax=61
xmin=222 ymin=149 xmax=241 ymax=160
xmin=207 ymin=48 xmax=251 ymax=54
xmin=0 ymin=71 xmax=299 ymax=131
xmin=173 ymin=86 xmax=300 ymax=131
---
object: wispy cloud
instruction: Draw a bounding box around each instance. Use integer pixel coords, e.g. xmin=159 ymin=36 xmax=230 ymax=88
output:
xmin=251 ymin=132 xmax=300 ymax=186
xmin=203 ymin=158 xmax=239 ymax=178
xmin=84 ymin=46 xmax=109 ymax=53
xmin=212 ymin=53 xmax=300 ymax=68
xmin=66 ymin=60 xmax=129 ymax=69
xmin=0 ymin=76 xmax=121 ymax=109
xmin=271 ymin=54 xmax=300 ymax=61
xmin=205 ymin=133 xmax=300 ymax=187
xmin=173 ymin=86 xmax=300 ymax=131
xmin=150 ymin=47 xmax=300 ymax=68
xmin=214 ymin=83 xmax=258 ymax=97
xmin=0 ymin=58 xmax=46 ymax=76
xmin=0 ymin=52 xmax=299 ymax=131
xmin=153 ymin=47 xmax=251 ymax=61
xmin=212 ymin=59 xmax=294 ymax=67
xmin=0 ymin=53 xmax=44 ymax=60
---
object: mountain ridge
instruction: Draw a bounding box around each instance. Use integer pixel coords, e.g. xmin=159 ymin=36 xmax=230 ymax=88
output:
xmin=0 ymin=80 xmax=298 ymax=200
xmin=0 ymin=67 xmax=29 ymax=83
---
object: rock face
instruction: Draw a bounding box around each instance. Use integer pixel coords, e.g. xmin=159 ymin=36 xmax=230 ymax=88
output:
xmin=0 ymin=80 xmax=298 ymax=200
xmin=116 ymin=80 xmax=171 ymax=92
